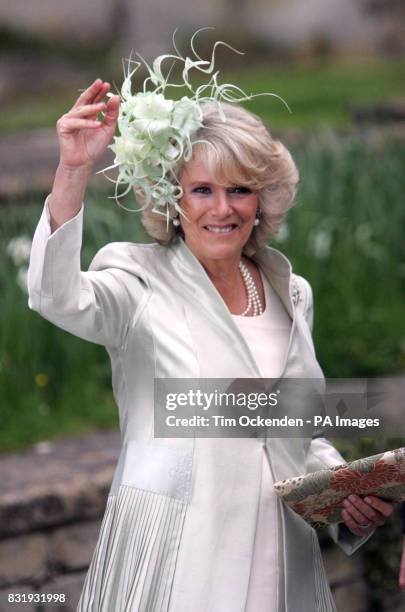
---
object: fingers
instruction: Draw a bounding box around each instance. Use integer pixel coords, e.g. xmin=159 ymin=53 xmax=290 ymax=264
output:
xmin=71 ymin=78 xmax=120 ymax=126
xmin=341 ymin=494 xmax=396 ymax=536
xmin=93 ymin=81 xmax=111 ymax=104
xmin=70 ymin=96 xmax=119 ymax=129
xmin=58 ymin=117 xmax=102 ymax=132
xmin=69 ymin=102 xmax=107 ymax=119
xmin=63 ymin=78 xmax=120 ymax=133
xmin=361 ymin=495 xmax=396 ymax=518
xmin=72 ymin=79 xmax=110 ymax=109
xmin=102 ymin=95 xmax=120 ymax=127
xmin=341 ymin=507 xmax=375 ymax=537
xmin=343 ymin=495 xmax=383 ymax=526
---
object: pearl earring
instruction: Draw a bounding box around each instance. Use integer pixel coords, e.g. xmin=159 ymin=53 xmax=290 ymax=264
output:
xmin=173 ymin=216 xmax=180 ymax=227
xmin=254 ymin=209 xmax=262 ymax=227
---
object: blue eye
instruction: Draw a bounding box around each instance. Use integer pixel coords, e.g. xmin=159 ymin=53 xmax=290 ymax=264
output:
xmin=191 ymin=185 xmax=251 ymax=195
xmin=193 ymin=186 xmax=211 ymax=194
xmin=229 ymin=186 xmax=251 ymax=194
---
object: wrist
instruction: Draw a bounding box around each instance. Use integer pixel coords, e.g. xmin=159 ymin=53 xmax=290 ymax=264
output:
xmin=57 ymin=162 xmax=93 ymax=179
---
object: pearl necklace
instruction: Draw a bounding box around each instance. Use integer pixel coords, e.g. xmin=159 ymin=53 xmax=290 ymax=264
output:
xmin=239 ymin=260 xmax=264 ymax=316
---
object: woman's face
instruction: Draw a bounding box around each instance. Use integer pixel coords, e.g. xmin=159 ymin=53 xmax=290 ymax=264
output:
xmin=179 ymin=156 xmax=258 ymax=264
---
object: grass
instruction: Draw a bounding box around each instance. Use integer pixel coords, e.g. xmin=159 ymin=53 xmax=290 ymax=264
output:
xmin=287 ymin=136 xmax=405 ymax=377
xmin=240 ymin=56 xmax=405 ymax=129
xmin=1 ymin=192 xmax=148 ymax=452
xmin=1 ymin=56 xmax=404 ymax=134
xmin=0 ymin=91 xmax=79 ymax=135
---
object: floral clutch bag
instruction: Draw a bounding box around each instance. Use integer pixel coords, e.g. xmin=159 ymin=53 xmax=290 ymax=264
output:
xmin=273 ymin=447 xmax=405 ymax=527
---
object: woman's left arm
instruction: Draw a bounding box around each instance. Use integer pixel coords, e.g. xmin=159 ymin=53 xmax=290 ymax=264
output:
xmin=301 ymin=276 xmax=395 ymax=550
xmin=306 ymin=436 xmax=395 ymax=552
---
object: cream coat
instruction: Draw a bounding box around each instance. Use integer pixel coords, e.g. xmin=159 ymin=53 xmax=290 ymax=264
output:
xmin=27 ymin=197 xmax=372 ymax=612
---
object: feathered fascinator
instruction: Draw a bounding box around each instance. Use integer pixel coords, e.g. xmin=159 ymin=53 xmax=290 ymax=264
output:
xmin=98 ymin=27 xmax=289 ymax=227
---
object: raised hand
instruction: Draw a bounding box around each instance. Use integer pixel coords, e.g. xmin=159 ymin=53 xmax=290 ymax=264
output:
xmin=56 ymin=78 xmax=120 ymax=171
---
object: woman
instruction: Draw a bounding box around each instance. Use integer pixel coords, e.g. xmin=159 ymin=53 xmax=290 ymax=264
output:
xmin=27 ymin=78 xmax=394 ymax=611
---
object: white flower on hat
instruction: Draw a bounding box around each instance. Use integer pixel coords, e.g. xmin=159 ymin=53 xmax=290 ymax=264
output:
xmin=98 ymin=27 xmax=290 ymax=227
xmin=122 ymin=92 xmax=174 ymax=138
xmin=172 ymin=97 xmax=202 ymax=136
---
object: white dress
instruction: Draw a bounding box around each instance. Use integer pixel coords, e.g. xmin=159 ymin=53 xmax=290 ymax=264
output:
xmin=231 ymin=270 xmax=292 ymax=611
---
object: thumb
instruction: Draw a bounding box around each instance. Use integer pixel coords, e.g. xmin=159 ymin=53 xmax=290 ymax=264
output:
xmin=102 ymin=95 xmax=120 ymax=129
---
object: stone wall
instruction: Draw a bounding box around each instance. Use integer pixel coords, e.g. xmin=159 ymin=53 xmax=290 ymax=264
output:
xmin=0 ymin=431 xmax=120 ymax=612
xmin=0 ymin=524 xmax=98 ymax=611
xmin=0 ymin=430 xmax=377 ymax=611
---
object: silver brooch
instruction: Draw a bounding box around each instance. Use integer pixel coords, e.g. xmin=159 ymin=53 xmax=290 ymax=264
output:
xmin=291 ymin=276 xmax=302 ymax=306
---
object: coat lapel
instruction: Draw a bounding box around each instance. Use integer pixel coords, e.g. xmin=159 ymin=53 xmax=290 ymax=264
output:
xmin=170 ymin=236 xmax=297 ymax=379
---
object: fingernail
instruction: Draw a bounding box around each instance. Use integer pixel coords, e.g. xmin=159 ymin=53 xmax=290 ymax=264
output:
xmin=349 ymin=495 xmax=357 ymax=502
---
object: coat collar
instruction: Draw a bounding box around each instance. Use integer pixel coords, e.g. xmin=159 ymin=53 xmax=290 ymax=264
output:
xmin=250 ymin=245 xmax=294 ymax=319
xmin=169 ymin=237 xmax=297 ymax=379
xmin=169 ymin=235 xmax=295 ymax=318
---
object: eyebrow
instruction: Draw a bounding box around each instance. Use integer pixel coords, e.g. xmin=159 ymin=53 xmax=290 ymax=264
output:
xmin=188 ymin=181 xmax=215 ymax=187
xmin=187 ymin=181 xmax=244 ymax=188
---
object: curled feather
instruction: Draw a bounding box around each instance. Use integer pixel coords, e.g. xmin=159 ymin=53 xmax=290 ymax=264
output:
xmin=98 ymin=28 xmax=290 ymax=218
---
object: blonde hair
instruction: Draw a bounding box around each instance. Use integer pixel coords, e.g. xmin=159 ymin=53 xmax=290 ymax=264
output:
xmin=141 ymin=102 xmax=299 ymax=256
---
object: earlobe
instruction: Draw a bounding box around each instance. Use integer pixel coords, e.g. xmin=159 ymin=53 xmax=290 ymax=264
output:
xmin=253 ymin=207 xmax=262 ymax=227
